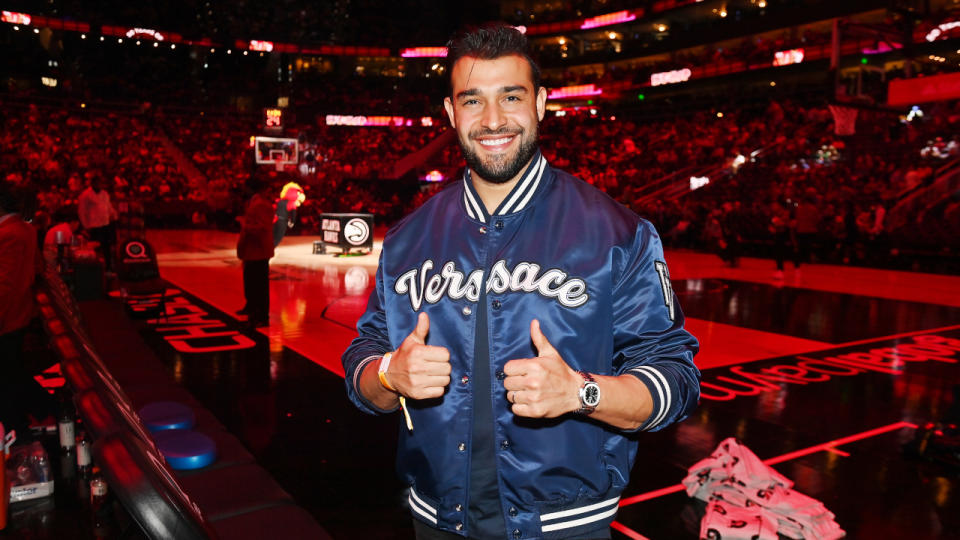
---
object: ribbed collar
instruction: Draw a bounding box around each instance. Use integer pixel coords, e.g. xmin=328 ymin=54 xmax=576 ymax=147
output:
xmin=462 ymin=150 xmax=548 ymax=223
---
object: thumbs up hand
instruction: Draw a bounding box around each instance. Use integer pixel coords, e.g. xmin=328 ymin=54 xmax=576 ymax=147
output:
xmin=503 ymin=320 xmax=582 ymax=418
xmin=384 ymin=312 xmax=452 ymax=400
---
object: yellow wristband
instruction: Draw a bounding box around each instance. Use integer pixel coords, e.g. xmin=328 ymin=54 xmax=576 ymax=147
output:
xmin=377 ymin=351 xmax=413 ymax=431
xmin=378 ymin=352 xmax=397 ymax=392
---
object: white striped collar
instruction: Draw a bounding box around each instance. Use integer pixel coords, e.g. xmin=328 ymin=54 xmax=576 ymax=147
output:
xmin=462 ymin=151 xmax=548 ymax=223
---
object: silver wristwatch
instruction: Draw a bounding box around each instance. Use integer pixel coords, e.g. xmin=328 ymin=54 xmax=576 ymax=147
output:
xmin=576 ymin=371 xmax=600 ymax=414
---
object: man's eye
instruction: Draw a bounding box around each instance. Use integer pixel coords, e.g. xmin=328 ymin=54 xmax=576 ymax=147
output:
xmin=505 ymin=95 xmax=521 ymax=102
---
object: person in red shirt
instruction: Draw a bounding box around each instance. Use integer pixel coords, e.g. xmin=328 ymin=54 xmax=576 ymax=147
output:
xmin=0 ymin=183 xmax=50 ymax=437
xmin=236 ymin=180 xmax=275 ymax=328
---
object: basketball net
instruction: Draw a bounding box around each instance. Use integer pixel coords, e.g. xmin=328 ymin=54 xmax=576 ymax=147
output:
xmin=828 ymin=104 xmax=858 ymax=136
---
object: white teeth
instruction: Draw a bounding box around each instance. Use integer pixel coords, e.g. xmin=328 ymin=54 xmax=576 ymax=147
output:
xmin=479 ymin=137 xmax=512 ymax=146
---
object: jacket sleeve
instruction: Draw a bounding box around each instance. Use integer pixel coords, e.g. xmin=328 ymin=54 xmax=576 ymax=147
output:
xmin=341 ymin=252 xmax=398 ymax=415
xmin=611 ymin=219 xmax=701 ymax=432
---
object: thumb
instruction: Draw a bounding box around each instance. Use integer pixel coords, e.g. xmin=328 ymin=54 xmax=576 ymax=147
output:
xmin=530 ymin=319 xmax=556 ymax=357
xmin=410 ymin=311 xmax=430 ymax=344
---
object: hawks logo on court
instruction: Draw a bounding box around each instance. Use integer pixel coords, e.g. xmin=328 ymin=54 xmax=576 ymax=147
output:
xmin=395 ymin=259 xmax=589 ymax=311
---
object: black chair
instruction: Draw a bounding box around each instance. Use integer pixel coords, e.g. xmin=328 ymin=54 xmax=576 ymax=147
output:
xmin=115 ymin=238 xmax=168 ymax=321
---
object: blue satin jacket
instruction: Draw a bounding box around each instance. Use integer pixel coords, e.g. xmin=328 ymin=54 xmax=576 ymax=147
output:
xmin=343 ymin=152 xmax=700 ymax=539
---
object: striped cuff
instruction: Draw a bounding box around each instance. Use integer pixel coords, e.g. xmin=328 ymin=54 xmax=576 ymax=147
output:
xmin=540 ymin=496 xmax=620 ymax=534
xmin=628 ymin=366 xmax=673 ymax=432
xmin=408 ymin=487 xmax=438 ymax=525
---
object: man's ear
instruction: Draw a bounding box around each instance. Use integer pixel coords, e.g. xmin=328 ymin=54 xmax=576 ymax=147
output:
xmin=443 ymin=96 xmax=456 ymax=128
xmin=536 ymin=86 xmax=547 ymax=122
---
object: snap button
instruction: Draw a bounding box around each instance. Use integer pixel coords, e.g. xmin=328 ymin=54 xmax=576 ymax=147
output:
xmin=496 ymin=370 xmax=506 ymax=380
xmin=509 ymin=506 xmax=518 ymax=517
xmin=513 ymin=529 xmax=521 ymax=539
xmin=456 ymin=522 xmax=464 ymax=531
xmin=479 ymin=226 xmax=487 ymax=234
xmin=462 ymin=306 xmax=472 ymax=316
xmin=455 ymin=504 xmax=463 ymax=512
xmin=500 ymin=440 xmax=510 ymax=450
xmin=495 ymin=220 xmax=504 ymax=230
xmin=461 ymin=375 xmax=469 ymax=384
xmin=492 ymin=300 xmax=501 ymax=310
xmin=458 ymin=442 xmax=466 ymax=451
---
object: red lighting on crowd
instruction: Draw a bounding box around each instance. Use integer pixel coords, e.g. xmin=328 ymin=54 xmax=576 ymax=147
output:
xmin=249 ymin=40 xmax=274 ymax=52
xmin=773 ymin=48 xmax=805 ymax=66
xmin=400 ymin=47 xmax=448 ymax=58
xmin=580 ymin=10 xmax=637 ymax=29
xmin=2 ymin=10 xmax=31 ymax=25
xmin=548 ymin=84 xmax=603 ymax=99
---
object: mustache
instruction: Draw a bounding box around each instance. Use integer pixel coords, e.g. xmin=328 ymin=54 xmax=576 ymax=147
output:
xmin=469 ymin=127 xmax=522 ymax=139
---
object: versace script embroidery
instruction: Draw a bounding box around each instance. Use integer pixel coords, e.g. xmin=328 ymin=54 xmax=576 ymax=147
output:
xmin=394 ymin=260 xmax=589 ymax=311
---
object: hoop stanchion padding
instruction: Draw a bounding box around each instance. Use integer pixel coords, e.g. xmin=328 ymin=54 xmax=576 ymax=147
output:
xmin=139 ymin=401 xmax=196 ymax=432
xmin=152 ymin=430 xmax=217 ymax=470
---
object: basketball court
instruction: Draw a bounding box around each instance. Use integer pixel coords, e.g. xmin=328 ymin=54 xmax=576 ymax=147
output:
xmin=122 ymin=228 xmax=960 ymax=539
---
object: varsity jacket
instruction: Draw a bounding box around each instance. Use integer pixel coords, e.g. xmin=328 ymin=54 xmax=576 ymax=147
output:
xmin=343 ymin=152 xmax=700 ymax=539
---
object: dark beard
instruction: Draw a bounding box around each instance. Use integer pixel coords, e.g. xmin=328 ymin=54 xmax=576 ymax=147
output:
xmin=460 ymin=126 xmax=539 ymax=185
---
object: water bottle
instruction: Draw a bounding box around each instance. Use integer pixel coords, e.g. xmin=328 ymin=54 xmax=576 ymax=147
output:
xmin=58 ymin=394 xmax=76 ymax=453
xmin=77 ymin=430 xmax=92 ymax=476
xmin=30 ymin=441 xmax=51 ymax=483
xmin=90 ymin=467 xmax=109 ymax=529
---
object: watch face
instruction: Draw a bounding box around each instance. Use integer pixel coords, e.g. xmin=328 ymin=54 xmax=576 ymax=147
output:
xmin=583 ymin=383 xmax=600 ymax=407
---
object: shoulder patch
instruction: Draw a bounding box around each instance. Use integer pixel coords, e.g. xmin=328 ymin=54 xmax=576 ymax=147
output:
xmin=653 ymin=260 xmax=676 ymax=321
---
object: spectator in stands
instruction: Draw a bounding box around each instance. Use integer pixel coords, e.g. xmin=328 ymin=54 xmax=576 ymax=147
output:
xmin=78 ymin=174 xmax=118 ymax=273
xmin=43 ymin=208 xmax=81 ymax=249
xmin=236 ymin=180 xmax=275 ymax=328
xmin=0 ymin=183 xmax=51 ymax=437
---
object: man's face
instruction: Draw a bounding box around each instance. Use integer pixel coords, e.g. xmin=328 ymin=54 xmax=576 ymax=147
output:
xmin=444 ymin=54 xmax=547 ymax=185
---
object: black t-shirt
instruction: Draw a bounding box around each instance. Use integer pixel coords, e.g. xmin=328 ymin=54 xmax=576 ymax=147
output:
xmin=468 ymin=287 xmax=507 ymax=539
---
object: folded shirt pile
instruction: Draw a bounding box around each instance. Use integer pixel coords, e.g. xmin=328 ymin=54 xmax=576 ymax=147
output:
xmin=683 ymin=437 xmax=845 ymax=540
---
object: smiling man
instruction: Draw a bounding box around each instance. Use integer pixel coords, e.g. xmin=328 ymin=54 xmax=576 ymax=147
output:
xmin=342 ymin=24 xmax=701 ymax=540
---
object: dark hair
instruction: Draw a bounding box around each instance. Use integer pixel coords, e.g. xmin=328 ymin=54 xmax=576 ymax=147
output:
xmin=445 ymin=23 xmax=541 ymax=96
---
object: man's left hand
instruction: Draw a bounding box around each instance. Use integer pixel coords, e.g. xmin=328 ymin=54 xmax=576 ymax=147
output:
xmin=503 ymin=319 xmax=582 ymax=418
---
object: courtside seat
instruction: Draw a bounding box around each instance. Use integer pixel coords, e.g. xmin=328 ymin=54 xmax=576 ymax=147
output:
xmin=210 ymin=504 xmax=333 ymax=540
xmin=173 ymin=428 xmax=256 ymax=475
xmin=174 ymin=463 xmax=295 ymax=519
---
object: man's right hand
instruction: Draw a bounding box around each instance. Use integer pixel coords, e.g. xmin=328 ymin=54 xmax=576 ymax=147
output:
xmin=383 ymin=312 xmax=451 ymax=399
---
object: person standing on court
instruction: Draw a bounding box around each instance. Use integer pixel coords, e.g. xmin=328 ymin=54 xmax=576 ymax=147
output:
xmin=78 ymin=174 xmax=118 ymax=273
xmin=342 ymin=24 xmax=700 ymax=540
xmin=236 ymin=179 xmax=274 ymax=328
xmin=0 ymin=183 xmax=50 ymax=437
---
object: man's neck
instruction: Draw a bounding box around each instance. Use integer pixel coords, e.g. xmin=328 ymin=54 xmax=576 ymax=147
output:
xmin=470 ymin=157 xmax=536 ymax=215
xmin=472 ymin=175 xmax=521 ymax=215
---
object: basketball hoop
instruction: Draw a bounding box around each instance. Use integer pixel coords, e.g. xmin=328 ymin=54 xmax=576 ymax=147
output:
xmin=828 ymin=104 xmax=858 ymax=136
